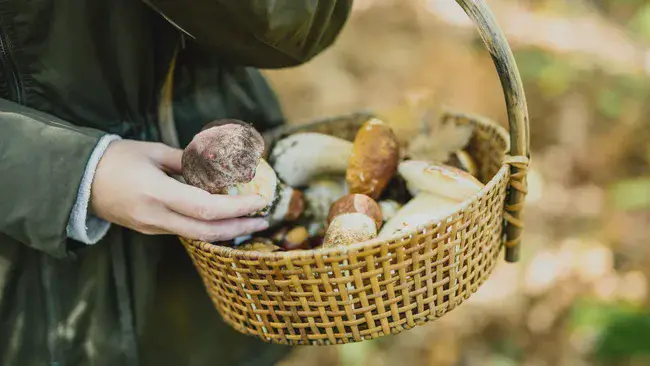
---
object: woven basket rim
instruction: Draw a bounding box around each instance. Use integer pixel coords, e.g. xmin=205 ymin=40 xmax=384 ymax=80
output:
xmin=180 ymin=110 xmax=511 ymax=260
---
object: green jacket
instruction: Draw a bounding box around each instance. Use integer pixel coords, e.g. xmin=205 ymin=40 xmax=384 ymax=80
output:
xmin=0 ymin=1 xmax=352 ymax=365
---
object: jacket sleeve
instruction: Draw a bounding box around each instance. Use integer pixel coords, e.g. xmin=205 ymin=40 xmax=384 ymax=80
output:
xmin=0 ymin=97 xmax=109 ymax=258
xmin=143 ymin=0 xmax=353 ymax=68
xmin=66 ymin=134 xmax=122 ymax=245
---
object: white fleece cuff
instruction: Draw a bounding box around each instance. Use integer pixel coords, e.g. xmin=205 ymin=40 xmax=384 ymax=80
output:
xmin=66 ymin=134 xmax=122 ymax=244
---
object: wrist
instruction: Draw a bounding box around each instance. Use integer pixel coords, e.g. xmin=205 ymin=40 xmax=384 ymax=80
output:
xmin=66 ymin=134 xmax=123 ymax=244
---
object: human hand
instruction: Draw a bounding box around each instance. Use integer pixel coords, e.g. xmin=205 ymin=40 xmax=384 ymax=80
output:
xmin=90 ymin=140 xmax=269 ymax=241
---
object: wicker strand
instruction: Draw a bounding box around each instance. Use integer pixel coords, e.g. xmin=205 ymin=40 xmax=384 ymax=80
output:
xmin=502 ymin=155 xmax=530 ymax=248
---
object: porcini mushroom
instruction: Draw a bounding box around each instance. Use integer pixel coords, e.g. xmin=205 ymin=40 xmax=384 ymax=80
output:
xmin=181 ymin=120 xmax=304 ymax=226
xmin=280 ymin=226 xmax=310 ymax=251
xmin=397 ymin=160 xmax=484 ymax=200
xmin=379 ymin=160 xmax=484 ymax=239
xmin=346 ymin=118 xmax=400 ymax=199
xmin=378 ymin=193 xmax=457 ymax=239
xmin=269 ymin=132 xmax=354 ymax=187
xmin=322 ymin=194 xmax=383 ymax=248
xmin=182 ymin=120 xmax=264 ymax=194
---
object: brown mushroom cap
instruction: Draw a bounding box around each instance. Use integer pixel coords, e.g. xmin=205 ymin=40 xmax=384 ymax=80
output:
xmin=327 ymin=194 xmax=383 ymax=230
xmin=182 ymin=120 xmax=265 ymax=194
xmin=346 ymin=118 xmax=400 ymax=199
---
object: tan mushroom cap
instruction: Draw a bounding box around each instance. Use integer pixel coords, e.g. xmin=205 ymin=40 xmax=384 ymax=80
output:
xmin=398 ymin=160 xmax=484 ymax=202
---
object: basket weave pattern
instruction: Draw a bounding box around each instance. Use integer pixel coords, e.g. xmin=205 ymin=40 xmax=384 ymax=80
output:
xmin=180 ymin=112 xmax=510 ymax=345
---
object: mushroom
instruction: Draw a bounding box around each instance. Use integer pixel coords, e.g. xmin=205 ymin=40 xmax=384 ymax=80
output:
xmin=322 ymin=194 xmax=383 ymax=248
xmin=397 ymin=160 xmax=484 ymax=200
xmin=378 ymin=193 xmax=458 ymax=239
xmin=406 ymin=119 xmax=474 ymax=163
xmin=181 ymin=120 xmax=304 ymax=226
xmin=269 ymin=132 xmax=354 ymax=187
xmin=346 ymin=118 xmax=400 ymax=199
xmin=280 ymin=226 xmax=310 ymax=251
xmin=182 ymin=121 xmax=265 ymax=193
xmin=379 ymin=160 xmax=485 ymax=239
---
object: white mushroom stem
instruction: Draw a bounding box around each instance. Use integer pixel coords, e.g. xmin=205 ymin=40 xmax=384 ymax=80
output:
xmin=226 ymin=159 xmax=276 ymax=209
xmin=303 ymin=178 xmax=348 ymax=223
xmin=385 ymin=159 xmax=484 ymax=250
xmin=378 ymin=193 xmax=460 ymax=239
xmin=270 ymin=132 xmax=353 ymax=187
xmin=267 ymin=184 xmax=299 ymax=225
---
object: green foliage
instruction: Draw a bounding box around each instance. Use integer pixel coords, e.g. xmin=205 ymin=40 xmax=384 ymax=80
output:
xmin=569 ymin=299 xmax=650 ymax=364
xmin=609 ymin=178 xmax=650 ymax=211
xmin=490 ymin=337 xmax=524 ymax=364
xmin=627 ymin=3 xmax=650 ymax=40
xmin=595 ymin=311 xmax=650 ymax=364
xmin=515 ymin=48 xmax=579 ymax=98
xmin=597 ymin=89 xmax=623 ymax=119
xmin=569 ymin=299 xmax=641 ymax=332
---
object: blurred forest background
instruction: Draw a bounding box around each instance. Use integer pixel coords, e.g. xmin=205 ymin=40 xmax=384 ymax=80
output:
xmin=261 ymin=0 xmax=650 ymax=365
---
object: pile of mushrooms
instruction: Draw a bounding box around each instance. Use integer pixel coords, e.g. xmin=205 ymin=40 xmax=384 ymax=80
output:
xmin=180 ymin=116 xmax=486 ymax=253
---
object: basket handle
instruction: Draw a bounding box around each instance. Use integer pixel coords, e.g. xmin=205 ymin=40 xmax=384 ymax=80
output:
xmin=455 ymin=0 xmax=530 ymax=263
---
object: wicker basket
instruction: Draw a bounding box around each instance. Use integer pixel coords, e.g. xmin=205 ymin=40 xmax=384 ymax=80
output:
xmin=178 ymin=0 xmax=530 ymax=346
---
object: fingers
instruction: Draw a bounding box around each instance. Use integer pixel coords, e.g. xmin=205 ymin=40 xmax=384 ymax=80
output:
xmin=162 ymin=212 xmax=269 ymax=242
xmin=160 ymin=177 xmax=268 ymax=220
